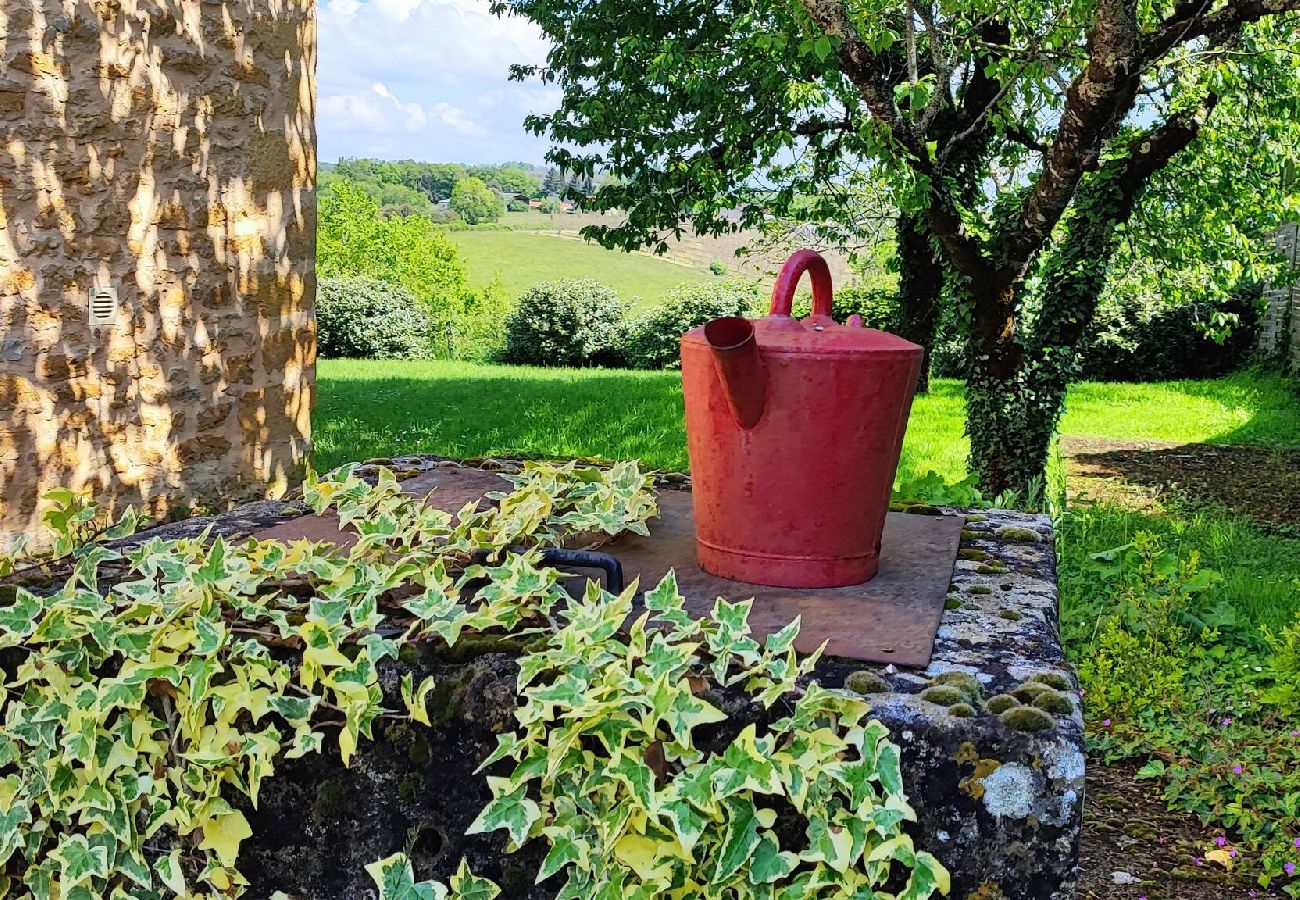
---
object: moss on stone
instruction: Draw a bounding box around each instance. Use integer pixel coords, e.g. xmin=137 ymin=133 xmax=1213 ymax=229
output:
xmin=958 ymin=548 xmax=989 ymax=561
xmin=998 ymin=526 xmax=1041 ymax=543
xmin=844 ymin=670 xmax=891 ymax=695
xmin=1029 ymin=671 xmax=1072 ymax=691
xmin=948 ymin=702 xmax=977 ymax=718
xmin=931 ymin=670 xmax=981 ymax=701
xmin=1011 ymin=682 xmax=1049 ymax=703
xmin=977 ymin=563 xmax=1010 ymax=575
xmin=312 ymin=779 xmax=347 ymax=826
xmin=999 ymin=706 xmax=1055 ymax=733
xmin=440 ymin=633 xmax=542 ymax=664
xmin=397 ymin=643 xmax=421 ymax=667
xmin=965 ymin=514 xmax=987 ymax=523
xmin=397 ymin=773 xmax=424 ymax=802
xmin=998 ymin=609 xmax=1023 ymax=622
xmin=408 ymin=735 xmax=431 ymax=767
xmin=1032 ymin=688 xmax=1074 ymax=716
xmin=967 ymin=585 xmax=993 ymax=595
xmin=901 ymin=503 xmax=943 ymax=515
xmin=945 ymin=595 xmax=962 ymax=610
xmin=960 ymin=529 xmax=979 ymax=542
xmin=984 ymin=694 xmax=1020 ymax=715
xmin=920 ymin=685 xmax=968 ymax=706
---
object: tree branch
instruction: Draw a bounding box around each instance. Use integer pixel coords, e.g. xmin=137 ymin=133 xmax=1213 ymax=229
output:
xmin=1141 ymin=0 xmax=1300 ymax=65
xmin=994 ymin=0 xmax=1143 ymax=279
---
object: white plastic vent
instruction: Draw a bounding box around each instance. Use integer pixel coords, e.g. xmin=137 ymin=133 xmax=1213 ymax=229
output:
xmin=88 ymin=286 xmax=117 ymax=327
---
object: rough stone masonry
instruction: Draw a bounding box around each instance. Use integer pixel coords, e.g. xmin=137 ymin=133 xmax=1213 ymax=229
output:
xmin=0 ymin=0 xmax=317 ymax=551
xmin=81 ymin=457 xmax=1084 ymax=900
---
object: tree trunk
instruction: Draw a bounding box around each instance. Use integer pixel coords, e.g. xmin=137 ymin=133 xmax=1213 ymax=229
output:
xmin=964 ymin=101 xmax=1216 ymax=500
xmin=894 ymin=213 xmax=944 ymax=393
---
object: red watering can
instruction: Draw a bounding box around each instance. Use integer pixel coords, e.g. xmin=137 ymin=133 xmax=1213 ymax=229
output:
xmin=680 ymin=250 xmax=923 ymax=588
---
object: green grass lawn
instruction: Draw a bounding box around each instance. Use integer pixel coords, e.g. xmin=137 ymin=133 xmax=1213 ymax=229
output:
xmin=314 ymin=360 xmax=1299 ymax=475
xmin=446 ymin=231 xmax=715 ymax=308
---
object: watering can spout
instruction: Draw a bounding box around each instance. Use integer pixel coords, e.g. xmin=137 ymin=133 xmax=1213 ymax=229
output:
xmin=704 ymin=316 xmax=767 ymax=429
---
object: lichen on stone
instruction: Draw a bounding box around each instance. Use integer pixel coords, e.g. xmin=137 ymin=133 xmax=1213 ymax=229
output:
xmin=979 ymin=763 xmax=1040 ymax=819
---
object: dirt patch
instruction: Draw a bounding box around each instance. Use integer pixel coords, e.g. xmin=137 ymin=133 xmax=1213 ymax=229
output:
xmin=1062 ymin=437 xmax=1300 ymax=532
xmin=1079 ymin=757 xmax=1284 ymax=898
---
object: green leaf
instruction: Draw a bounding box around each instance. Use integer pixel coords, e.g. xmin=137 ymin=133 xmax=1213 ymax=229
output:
xmin=449 ymin=858 xmax=499 ymax=900
xmin=467 ymin=778 xmax=541 ymax=848
xmin=713 ymin=796 xmax=765 ymax=882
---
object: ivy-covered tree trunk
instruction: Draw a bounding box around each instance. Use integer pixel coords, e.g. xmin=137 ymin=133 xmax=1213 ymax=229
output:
xmin=964 ymin=101 xmax=1217 ymax=497
xmin=895 ymin=213 xmax=944 ymax=393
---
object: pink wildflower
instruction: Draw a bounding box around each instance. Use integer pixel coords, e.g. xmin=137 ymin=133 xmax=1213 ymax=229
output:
xmin=1285 ymin=862 xmax=1297 ymax=876
xmin=1232 ymin=764 xmax=1243 ymax=774
xmin=1216 ymin=836 xmax=1227 ymax=847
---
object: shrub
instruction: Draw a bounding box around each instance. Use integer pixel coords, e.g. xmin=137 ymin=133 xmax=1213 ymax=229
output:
xmin=709 ymin=259 xmax=727 ymax=276
xmin=623 ymin=280 xmax=763 ymax=369
xmin=316 ymin=276 xmax=434 ymax=359
xmin=1077 ymin=285 xmax=1260 ymax=381
xmin=503 ymin=280 xmax=626 ymax=367
xmin=450 ymin=176 xmax=504 ymax=225
xmin=443 ymin=277 xmax=512 ymax=361
xmin=317 ymin=181 xmax=470 ymax=327
xmin=789 ymin=284 xmax=900 ymax=330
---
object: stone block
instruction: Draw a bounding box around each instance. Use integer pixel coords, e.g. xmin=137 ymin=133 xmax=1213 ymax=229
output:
xmin=99 ymin=480 xmax=1079 ymax=900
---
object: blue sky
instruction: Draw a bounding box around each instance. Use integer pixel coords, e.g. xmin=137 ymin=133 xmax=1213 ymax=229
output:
xmin=318 ymin=0 xmax=557 ymax=164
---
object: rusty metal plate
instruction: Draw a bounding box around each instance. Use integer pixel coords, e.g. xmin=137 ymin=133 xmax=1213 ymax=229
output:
xmin=607 ymin=491 xmax=963 ymax=668
xmin=250 ymin=467 xmax=960 ymax=668
xmin=250 ymin=467 xmax=509 ymax=550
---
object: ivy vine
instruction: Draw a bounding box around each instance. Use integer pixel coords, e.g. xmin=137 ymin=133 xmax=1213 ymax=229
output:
xmin=0 ymin=462 xmax=947 ymax=899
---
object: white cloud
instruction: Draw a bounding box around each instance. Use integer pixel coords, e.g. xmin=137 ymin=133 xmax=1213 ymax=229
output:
xmin=318 ymin=0 xmax=553 ymax=161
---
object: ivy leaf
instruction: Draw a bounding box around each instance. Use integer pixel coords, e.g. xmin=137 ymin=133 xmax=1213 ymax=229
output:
xmin=449 ymin=858 xmax=499 ymax=900
xmin=401 ymin=674 xmax=437 ymax=727
xmin=50 ymin=833 xmax=110 ymax=885
xmin=713 ymin=796 xmax=769 ymax=882
xmin=365 ymin=853 xmax=448 ymax=900
xmin=748 ymin=833 xmax=798 ymax=884
xmin=537 ymin=831 xmax=586 ymax=883
xmin=467 ymin=778 xmax=541 ymax=848
xmin=198 ymin=810 xmax=253 ymax=867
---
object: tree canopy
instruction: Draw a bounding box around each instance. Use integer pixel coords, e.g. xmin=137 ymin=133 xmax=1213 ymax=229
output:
xmin=495 ymin=0 xmax=1300 ymax=493
xmin=451 ymin=177 xmax=506 ymax=224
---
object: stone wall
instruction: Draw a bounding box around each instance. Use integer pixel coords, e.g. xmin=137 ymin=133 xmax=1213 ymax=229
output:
xmin=0 ymin=0 xmax=316 ymax=551
xmin=1258 ymin=223 xmax=1299 ymax=372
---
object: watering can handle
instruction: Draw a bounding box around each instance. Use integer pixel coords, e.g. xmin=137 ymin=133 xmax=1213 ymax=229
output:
xmin=768 ymin=249 xmax=834 ymax=318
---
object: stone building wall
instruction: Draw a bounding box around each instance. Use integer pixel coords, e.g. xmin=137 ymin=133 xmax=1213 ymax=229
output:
xmin=0 ymin=0 xmax=316 ymax=550
xmin=1258 ymin=224 xmax=1299 ymax=372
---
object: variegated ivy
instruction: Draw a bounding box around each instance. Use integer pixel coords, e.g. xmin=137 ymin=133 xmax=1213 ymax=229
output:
xmin=0 ymin=459 xmax=948 ymax=900
xmin=468 ymin=572 xmax=949 ymax=899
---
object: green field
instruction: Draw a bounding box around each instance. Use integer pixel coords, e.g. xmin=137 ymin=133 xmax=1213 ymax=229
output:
xmin=446 ymin=231 xmax=716 ymax=308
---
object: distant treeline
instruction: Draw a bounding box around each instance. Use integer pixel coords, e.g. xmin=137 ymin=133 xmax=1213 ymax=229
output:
xmin=318 ymin=159 xmax=599 ymax=222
